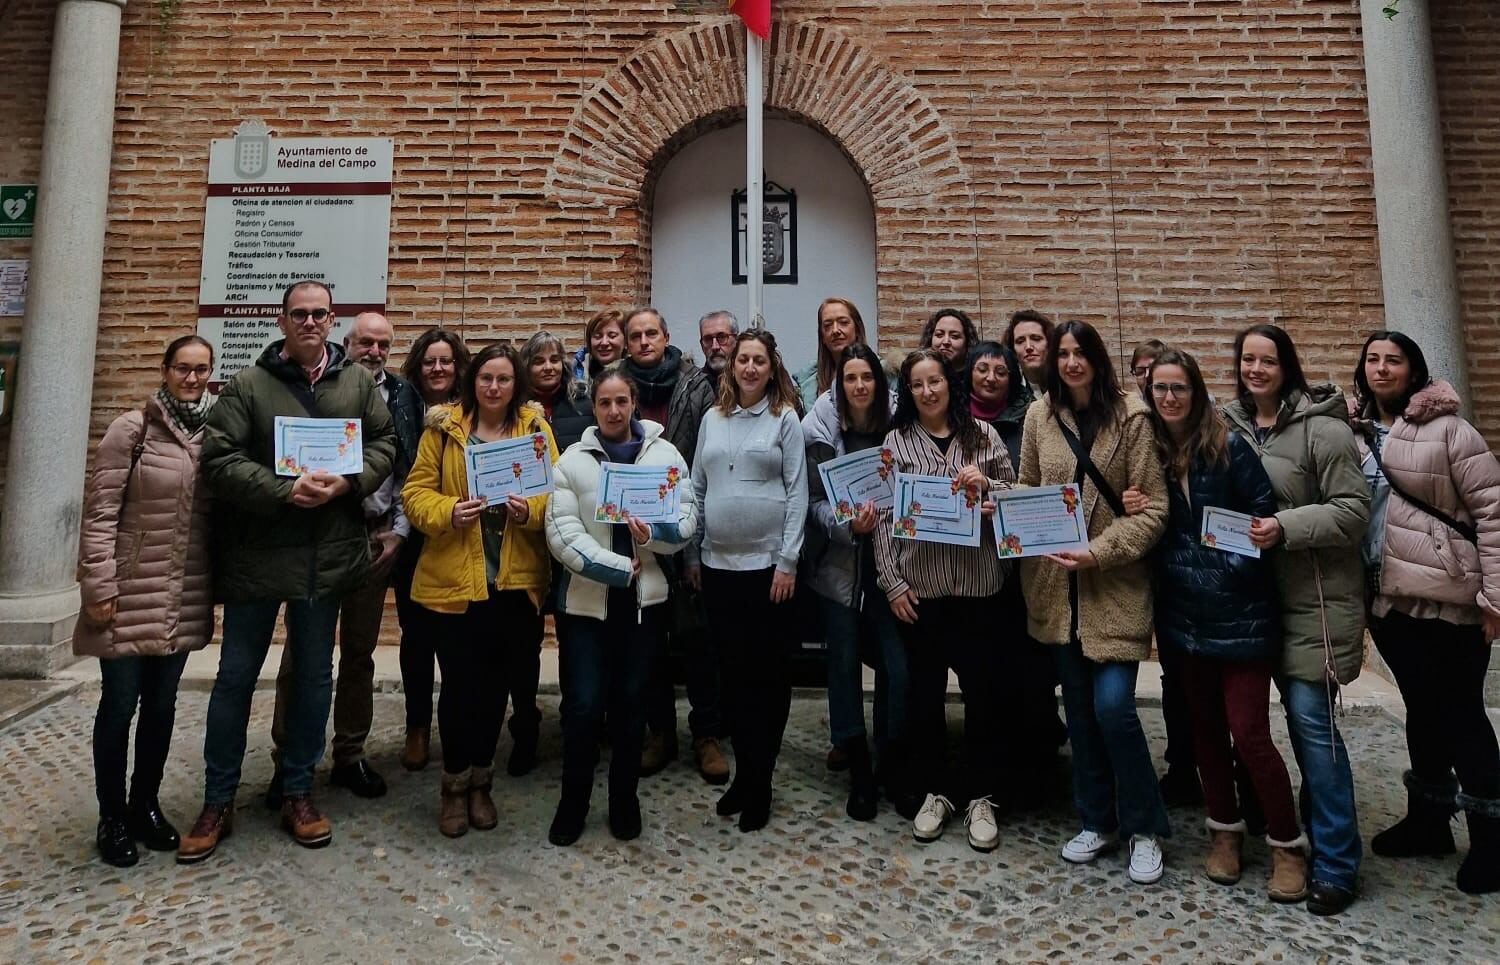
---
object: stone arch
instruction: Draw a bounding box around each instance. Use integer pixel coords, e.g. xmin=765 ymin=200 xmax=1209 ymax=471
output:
xmin=544 ymin=18 xmax=970 ymax=215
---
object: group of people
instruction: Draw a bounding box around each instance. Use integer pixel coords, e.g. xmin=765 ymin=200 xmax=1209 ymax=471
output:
xmin=78 ymin=280 xmax=1499 ymax=916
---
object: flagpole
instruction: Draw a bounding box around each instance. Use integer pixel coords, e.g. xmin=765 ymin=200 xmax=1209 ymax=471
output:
xmin=746 ymin=28 xmax=764 ymax=330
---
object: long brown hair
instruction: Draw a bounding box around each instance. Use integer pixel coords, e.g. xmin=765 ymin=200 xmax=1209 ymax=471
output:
xmin=815 ymin=297 xmax=868 ymax=396
xmin=1146 ymin=348 xmax=1227 ymax=479
xmin=715 ymin=329 xmax=799 ymax=416
xmin=892 ymin=349 xmax=987 ymax=462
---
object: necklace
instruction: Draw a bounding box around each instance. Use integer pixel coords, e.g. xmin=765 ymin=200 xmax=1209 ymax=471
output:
xmin=727 ymin=410 xmax=759 ymax=471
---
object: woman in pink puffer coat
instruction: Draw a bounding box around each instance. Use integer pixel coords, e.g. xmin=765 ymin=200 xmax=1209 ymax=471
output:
xmin=76 ymin=335 xmax=215 ymax=868
xmin=1351 ymin=330 xmax=1500 ymax=896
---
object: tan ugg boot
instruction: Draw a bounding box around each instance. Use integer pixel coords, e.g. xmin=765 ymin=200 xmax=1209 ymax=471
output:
xmin=468 ymin=765 xmax=498 ymax=831
xmin=1267 ymin=833 xmax=1310 ymax=902
xmin=1204 ymin=818 xmax=1246 ymax=885
xmin=440 ymin=769 xmax=470 ymax=838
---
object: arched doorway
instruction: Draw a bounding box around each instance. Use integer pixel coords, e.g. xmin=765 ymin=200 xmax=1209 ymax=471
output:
xmin=649 ymin=118 xmax=878 ymax=374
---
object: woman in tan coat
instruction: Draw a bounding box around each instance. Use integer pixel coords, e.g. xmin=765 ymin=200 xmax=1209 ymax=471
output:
xmin=1352 ymin=331 xmax=1500 ymax=896
xmin=1018 ymin=320 xmax=1170 ymax=884
xmin=76 ymin=335 xmax=216 ymax=867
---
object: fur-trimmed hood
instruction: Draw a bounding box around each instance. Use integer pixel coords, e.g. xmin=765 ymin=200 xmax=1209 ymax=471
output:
xmin=1350 ymin=379 xmax=1462 ymax=431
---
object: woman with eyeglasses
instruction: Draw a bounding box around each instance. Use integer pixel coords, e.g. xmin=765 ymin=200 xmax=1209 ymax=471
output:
xmin=1221 ymin=323 xmax=1369 ymax=915
xmin=76 ymin=335 xmax=217 ymax=866
xmin=394 ymin=328 xmax=472 ymax=771
xmin=402 ymin=344 xmax=558 ymax=838
xmin=1018 ymin=319 xmax=1170 ymax=884
xmin=1350 ymin=331 xmax=1500 ymax=896
xmin=1143 ymin=348 xmax=1306 ymax=902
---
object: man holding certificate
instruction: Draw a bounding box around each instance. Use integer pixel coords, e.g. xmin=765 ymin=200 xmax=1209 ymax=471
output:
xmin=180 ymin=280 xmax=396 ymax=864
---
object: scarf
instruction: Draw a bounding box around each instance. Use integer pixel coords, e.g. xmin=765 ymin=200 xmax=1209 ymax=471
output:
xmin=599 ymin=419 xmax=646 ymax=465
xmin=970 ymin=394 xmax=1005 ymax=424
xmin=623 ymin=345 xmax=684 ymax=408
xmin=157 ymin=385 xmax=212 ymax=435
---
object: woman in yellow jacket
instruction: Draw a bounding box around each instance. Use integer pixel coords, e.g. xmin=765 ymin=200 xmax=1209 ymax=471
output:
xmin=402 ymin=343 xmax=558 ymax=837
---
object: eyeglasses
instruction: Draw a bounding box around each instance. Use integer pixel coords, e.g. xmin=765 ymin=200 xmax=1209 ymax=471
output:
xmin=287 ymin=308 xmax=332 ymax=323
xmin=421 ymin=357 xmax=456 ymax=369
xmin=169 ymin=364 xmax=212 ymax=379
xmin=701 ymin=333 xmax=735 ymax=347
xmin=1131 ymin=366 xmax=1152 ymax=378
xmin=477 ymin=374 xmax=515 ymax=388
xmin=1150 ymin=382 xmax=1190 ymax=399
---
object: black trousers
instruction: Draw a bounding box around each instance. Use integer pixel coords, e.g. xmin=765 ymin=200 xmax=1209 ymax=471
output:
xmin=1371 ymin=608 xmax=1500 ymax=800
xmin=702 ymin=565 xmax=793 ymax=789
xmin=428 ymin=590 xmax=542 ymax=774
xmin=395 ymin=540 xmax=435 ymax=731
xmin=93 ymin=651 xmax=190 ymax=816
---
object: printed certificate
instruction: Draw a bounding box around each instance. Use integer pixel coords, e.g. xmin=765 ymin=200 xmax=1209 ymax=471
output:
xmin=892 ymin=472 xmax=982 ymax=547
xmin=817 ymin=447 xmax=896 ymax=523
xmin=595 ymin=463 xmax=684 ymax=524
xmin=274 ymin=417 xmax=363 ymax=477
xmin=463 ymin=432 xmax=554 ymax=503
xmin=993 ymin=484 xmax=1089 ymax=558
xmin=1200 ymin=506 xmax=1261 ymax=559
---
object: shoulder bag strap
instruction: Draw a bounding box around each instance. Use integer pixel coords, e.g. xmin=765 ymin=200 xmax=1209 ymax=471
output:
xmin=117 ymin=406 xmax=150 ymax=525
xmin=1053 ymin=411 xmax=1126 ymax=518
xmin=1368 ymin=438 xmax=1478 ymax=544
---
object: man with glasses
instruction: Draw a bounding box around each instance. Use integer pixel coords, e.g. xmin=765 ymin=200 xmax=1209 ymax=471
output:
xmin=264 ymin=312 xmax=421 ymax=807
xmin=179 ymin=280 xmax=397 ymax=864
xmin=697 ymin=309 xmax=739 ymax=393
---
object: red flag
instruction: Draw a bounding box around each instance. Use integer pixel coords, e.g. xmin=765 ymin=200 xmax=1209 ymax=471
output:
xmin=730 ymin=0 xmax=770 ymax=39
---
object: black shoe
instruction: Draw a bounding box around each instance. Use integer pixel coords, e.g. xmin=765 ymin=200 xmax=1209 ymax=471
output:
xmin=1372 ymin=812 xmax=1456 ymax=858
xmin=1457 ymin=809 xmax=1500 ymax=895
xmin=548 ymin=794 xmax=589 ymax=847
xmin=1159 ymin=767 xmax=1204 ymax=808
xmin=507 ymin=732 xmax=538 ymax=778
xmin=330 ymin=759 xmax=388 ymax=799
xmin=1305 ymin=880 xmax=1356 ymax=916
xmin=737 ymin=785 xmax=772 ymax=833
xmin=97 ymin=816 xmax=139 ymax=868
xmin=609 ymin=794 xmax=642 ymax=841
xmin=844 ymin=740 xmax=878 ymax=822
xmin=716 ymin=780 xmax=747 ymax=817
xmin=264 ymin=767 xmax=284 ymax=811
xmin=127 ymin=800 xmax=180 ymax=851
xmin=892 ymin=790 xmax=924 ymax=821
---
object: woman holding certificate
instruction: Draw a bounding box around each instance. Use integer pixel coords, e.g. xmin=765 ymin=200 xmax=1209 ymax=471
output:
xmin=687 ymin=329 xmax=807 ymax=832
xmin=401 ymin=344 xmax=559 ymax=838
xmin=803 ymin=343 xmax=907 ymax=821
xmin=873 ymin=349 xmax=1014 ymax=852
xmin=1221 ymin=323 xmax=1369 ymax=915
xmin=1143 ymin=348 xmax=1308 ymax=901
xmin=545 ymin=369 xmax=697 ymax=845
xmin=1350 ymin=331 xmax=1500 ymax=896
xmin=1017 ymin=319 xmax=1170 ymax=884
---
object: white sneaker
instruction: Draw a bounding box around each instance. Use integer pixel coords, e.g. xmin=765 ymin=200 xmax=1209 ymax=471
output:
xmin=1061 ymin=828 xmax=1119 ymax=864
xmin=965 ymin=796 xmax=999 ymax=852
xmin=1129 ymin=834 xmax=1165 ymax=884
xmin=912 ymin=794 xmax=954 ymax=842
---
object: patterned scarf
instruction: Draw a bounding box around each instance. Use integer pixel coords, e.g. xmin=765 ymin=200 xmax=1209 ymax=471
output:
xmin=157 ymin=385 xmax=212 ymax=435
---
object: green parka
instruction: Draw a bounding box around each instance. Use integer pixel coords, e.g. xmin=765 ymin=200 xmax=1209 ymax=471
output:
xmin=202 ymin=340 xmax=398 ymax=603
xmin=1222 ymin=385 xmax=1369 ymax=685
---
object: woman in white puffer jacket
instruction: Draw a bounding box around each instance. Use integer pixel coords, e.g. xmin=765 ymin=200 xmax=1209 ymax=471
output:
xmin=544 ymin=368 xmax=697 ymax=847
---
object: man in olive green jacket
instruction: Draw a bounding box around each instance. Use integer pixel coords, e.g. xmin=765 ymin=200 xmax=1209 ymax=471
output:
xmin=178 ymin=280 xmax=396 ymax=865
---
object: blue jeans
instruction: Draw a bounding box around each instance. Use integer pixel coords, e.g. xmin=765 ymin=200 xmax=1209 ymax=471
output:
xmin=1278 ymin=676 xmax=1361 ymax=890
xmin=94 ymin=652 xmax=190 ymax=816
xmin=819 ymin=589 xmax=909 ymax=752
xmin=1055 ymin=640 xmax=1171 ymax=838
xmin=203 ymin=600 xmax=340 ymax=804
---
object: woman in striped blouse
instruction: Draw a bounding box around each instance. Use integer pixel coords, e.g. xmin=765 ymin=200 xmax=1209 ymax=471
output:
xmin=874 ymin=349 xmax=1015 ymax=853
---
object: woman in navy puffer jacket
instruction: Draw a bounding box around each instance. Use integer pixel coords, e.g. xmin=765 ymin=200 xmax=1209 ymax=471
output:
xmin=1140 ymin=348 xmax=1306 ymax=902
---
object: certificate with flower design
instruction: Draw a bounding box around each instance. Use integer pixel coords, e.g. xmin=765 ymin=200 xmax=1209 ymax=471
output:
xmin=992 ymin=484 xmax=1089 ymax=558
xmin=1200 ymin=506 xmax=1259 ymax=558
xmin=817 ymin=447 xmax=896 ymax=524
xmin=274 ymin=416 xmax=363 ymax=477
xmin=892 ymin=472 xmax=982 ymax=546
xmin=595 ymin=463 xmax=684 ymax=524
xmin=463 ymin=432 xmax=554 ymax=503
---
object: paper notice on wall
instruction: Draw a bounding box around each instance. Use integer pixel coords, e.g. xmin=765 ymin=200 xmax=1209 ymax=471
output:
xmin=0 ymin=259 xmax=27 ymax=316
xmin=195 ymin=121 xmax=393 ymax=383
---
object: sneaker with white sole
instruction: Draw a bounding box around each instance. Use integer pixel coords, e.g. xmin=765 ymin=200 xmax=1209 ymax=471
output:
xmin=1129 ymin=834 xmax=1165 ymax=884
xmin=965 ymin=796 xmax=999 ymax=852
xmin=1061 ymin=828 xmax=1119 ymax=863
xmin=912 ymin=794 xmax=954 ymax=842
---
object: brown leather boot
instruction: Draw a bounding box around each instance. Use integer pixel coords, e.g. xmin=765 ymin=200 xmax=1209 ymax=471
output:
xmin=401 ymin=728 xmax=431 ymax=772
xmin=280 ymin=795 xmax=332 ymax=849
xmin=1204 ymin=819 xmax=1245 ymax=885
xmin=1267 ymin=834 xmax=1310 ymax=902
xmin=468 ymin=765 xmax=498 ymax=831
xmin=176 ymin=803 xmax=233 ymax=865
xmin=440 ymin=770 xmax=470 ymax=838
xmin=693 ymin=737 xmax=730 ymax=786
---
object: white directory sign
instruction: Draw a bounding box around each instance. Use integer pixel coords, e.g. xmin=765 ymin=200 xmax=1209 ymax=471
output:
xmin=195 ymin=120 xmax=393 ymax=382
xmin=0 ymin=259 xmax=26 ymax=317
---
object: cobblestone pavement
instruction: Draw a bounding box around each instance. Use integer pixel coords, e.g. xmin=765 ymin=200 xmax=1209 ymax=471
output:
xmin=1 ymin=689 xmax=1495 ymax=964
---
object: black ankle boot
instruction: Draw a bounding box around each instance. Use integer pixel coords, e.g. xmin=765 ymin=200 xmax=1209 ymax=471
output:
xmin=844 ymin=739 xmax=878 ymax=822
xmin=97 ymin=816 xmax=139 ymax=868
xmin=1373 ymin=771 xmax=1457 ymax=858
xmin=128 ymin=799 xmax=180 ymax=852
xmin=508 ymin=729 xmax=539 ymax=778
xmin=609 ymin=793 xmax=642 ymax=841
xmin=737 ymin=779 xmax=772 ymax=833
xmin=1457 ymin=795 xmax=1500 ymax=895
xmin=717 ymin=779 xmax=748 ymax=817
xmin=548 ymin=790 xmax=590 ymax=847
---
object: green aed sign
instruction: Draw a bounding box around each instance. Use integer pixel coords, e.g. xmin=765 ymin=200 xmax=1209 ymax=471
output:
xmin=0 ymin=185 xmax=37 ymax=239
